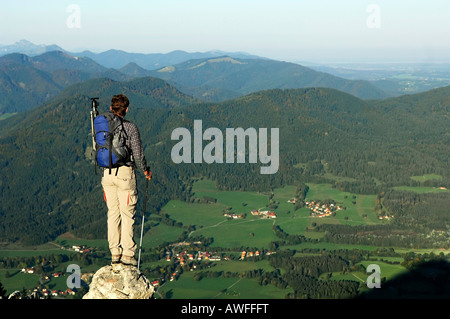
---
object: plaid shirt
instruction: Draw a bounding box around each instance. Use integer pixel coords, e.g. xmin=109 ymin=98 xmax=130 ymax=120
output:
xmin=123 ymin=120 xmax=148 ymax=173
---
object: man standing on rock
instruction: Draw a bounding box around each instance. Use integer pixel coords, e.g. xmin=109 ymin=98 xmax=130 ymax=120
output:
xmin=101 ymin=94 xmax=152 ymax=267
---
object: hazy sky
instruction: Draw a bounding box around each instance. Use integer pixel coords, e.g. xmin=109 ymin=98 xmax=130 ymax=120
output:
xmin=1 ymin=0 xmax=449 ymax=63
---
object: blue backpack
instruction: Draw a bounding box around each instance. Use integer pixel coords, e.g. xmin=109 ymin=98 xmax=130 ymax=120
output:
xmin=94 ymin=111 xmax=130 ymax=174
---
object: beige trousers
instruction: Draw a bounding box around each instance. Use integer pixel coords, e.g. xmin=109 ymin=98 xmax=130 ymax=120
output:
xmin=101 ymin=166 xmax=138 ymax=258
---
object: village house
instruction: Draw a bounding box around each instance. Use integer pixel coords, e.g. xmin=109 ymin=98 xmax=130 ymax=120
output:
xmin=22 ymin=267 xmax=35 ymax=274
xmin=209 ymin=256 xmax=221 ymax=261
xmin=306 ymin=200 xmax=344 ymax=218
xmin=241 ymin=250 xmax=261 ymax=259
xmin=224 ymin=212 xmax=245 ymax=219
xmin=71 ymin=245 xmax=92 ymax=253
xmin=258 ymin=210 xmax=277 ymax=219
xmin=170 ymin=272 xmax=178 ymax=281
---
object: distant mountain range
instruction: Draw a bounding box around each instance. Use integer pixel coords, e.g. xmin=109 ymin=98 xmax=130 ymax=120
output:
xmin=0 ymin=41 xmax=390 ymax=114
xmin=0 ymin=39 xmax=64 ymax=56
xmin=0 ymin=40 xmax=264 ymax=69
xmin=143 ymin=56 xmax=388 ymax=101
xmin=76 ymin=49 xmax=264 ymax=70
xmin=0 ymin=51 xmax=128 ymax=113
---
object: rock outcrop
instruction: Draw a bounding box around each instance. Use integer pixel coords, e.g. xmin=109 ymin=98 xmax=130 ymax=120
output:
xmin=83 ymin=264 xmax=154 ymax=299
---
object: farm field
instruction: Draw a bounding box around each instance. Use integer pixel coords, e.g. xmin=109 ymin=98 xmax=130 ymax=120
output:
xmin=410 ymin=174 xmax=443 ymax=182
xmin=304 ymin=183 xmax=381 ymax=225
xmin=158 ymin=271 xmax=291 ymax=299
xmin=164 ymin=180 xmax=383 ymax=247
xmin=151 ymin=180 xmax=400 ymax=254
xmin=393 ymin=186 xmax=449 ymax=193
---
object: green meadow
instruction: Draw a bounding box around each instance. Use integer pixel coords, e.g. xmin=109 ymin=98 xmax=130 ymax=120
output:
xmin=395 ymin=174 xmax=448 ymax=193
xmin=0 ymin=113 xmax=17 ymax=121
xmin=192 ymin=179 xmax=270 ymax=212
xmin=393 ymin=186 xmax=449 ymax=193
xmin=305 ymin=183 xmax=380 ymax=225
xmin=158 ymin=270 xmax=291 ymax=299
xmin=154 ymin=180 xmax=383 ymax=253
xmin=410 ymin=174 xmax=443 ymax=182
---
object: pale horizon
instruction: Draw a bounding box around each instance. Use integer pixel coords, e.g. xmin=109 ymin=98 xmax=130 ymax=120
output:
xmin=1 ymin=0 xmax=450 ymax=64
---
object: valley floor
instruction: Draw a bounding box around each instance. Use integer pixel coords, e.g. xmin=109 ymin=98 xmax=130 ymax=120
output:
xmin=1 ymin=180 xmax=449 ymax=299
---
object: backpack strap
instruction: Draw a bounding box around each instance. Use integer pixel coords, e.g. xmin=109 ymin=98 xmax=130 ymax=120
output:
xmin=108 ymin=140 xmax=112 ymax=175
xmin=107 ymin=112 xmax=119 ymax=175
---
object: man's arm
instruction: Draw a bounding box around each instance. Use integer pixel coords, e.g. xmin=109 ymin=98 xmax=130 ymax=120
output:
xmin=124 ymin=121 xmax=150 ymax=178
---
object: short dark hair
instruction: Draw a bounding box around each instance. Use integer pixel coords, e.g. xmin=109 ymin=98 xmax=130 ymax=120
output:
xmin=111 ymin=94 xmax=129 ymax=116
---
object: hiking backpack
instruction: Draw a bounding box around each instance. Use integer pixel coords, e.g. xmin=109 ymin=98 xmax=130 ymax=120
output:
xmin=93 ymin=111 xmax=130 ymax=174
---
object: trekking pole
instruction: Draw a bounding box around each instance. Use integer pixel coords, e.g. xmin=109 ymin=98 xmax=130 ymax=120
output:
xmin=90 ymin=97 xmax=99 ymax=149
xmin=90 ymin=97 xmax=99 ymax=173
xmin=137 ymin=178 xmax=149 ymax=270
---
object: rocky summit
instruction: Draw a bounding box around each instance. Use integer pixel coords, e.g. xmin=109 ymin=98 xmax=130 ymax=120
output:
xmin=83 ymin=264 xmax=154 ymax=299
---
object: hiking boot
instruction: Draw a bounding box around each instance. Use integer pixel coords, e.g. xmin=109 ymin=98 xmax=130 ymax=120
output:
xmin=111 ymin=254 xmax=121 ymax=264
xmin=121 ymin=255 xmax=137 ymax=267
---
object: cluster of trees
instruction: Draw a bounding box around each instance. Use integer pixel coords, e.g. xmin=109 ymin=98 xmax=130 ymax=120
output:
xmin=268 ymin=252 xmax=359 ymax=299
xmin=173 ymin=252 xmax=360 ymax=299
xmin=271 ymin=224 xmax=310 ymax=248
xmin=0 ymin=254 xmax=69 ymax=270
xmin=284 ymin=274 xmax=359 ymax=299
xmin=270 ymin=253 xmax=349 ymax=277
xmin=0 ymin=250 xmax=107 ymax=273
xmin=382 ymin=190 xmax=450 ymax=230
xmin=317 ymin=223 xmax=449 ymax=249
xmin=306 ymin=188 xmax=450 ymax=249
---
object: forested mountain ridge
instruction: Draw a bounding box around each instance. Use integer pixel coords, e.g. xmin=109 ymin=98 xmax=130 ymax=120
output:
xmin=0 ymin=51 xmax=129 ymax=114
xmin=147 ymin=56 xmax=390 ymax=101
xmin=0 ymin=50 xmax=391 ymax=115
xmin=0 ymin=77 xmax=448 ymax=245
xmin=0 ymin=39 xmax=64 ymax=57
xmin=0 ymin=77 xmax=198 ymax=134
xmin=75 ymin=48 xmax=263 ymax=69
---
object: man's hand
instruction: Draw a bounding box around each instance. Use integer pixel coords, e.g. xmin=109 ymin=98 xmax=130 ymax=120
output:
xmin=144 ymin=169 xmax=152 ymax=180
